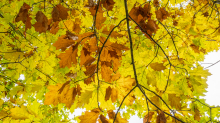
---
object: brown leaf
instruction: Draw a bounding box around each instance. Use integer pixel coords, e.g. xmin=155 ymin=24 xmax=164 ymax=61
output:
xmin=156 ymin=111 xmax=166 ymax=123
xmin=105 ymin=86 xmax=112 ymax=101
xmin=84 ymin=64 xmax=97 ymax=76
xmin=15 ymin=3 xmax=31 ymax=31
xmin=89 ymin=4 xmax=103 ymax=16
xmin=33 ymin=11 xmax=48 ymax=33
xmin=52 ymin=4 xmax=69 ymax=21
xmin=190 ymin=44 xmax=200 ymax=54
xmin=52 ymin=7 xmax=60 ymax=22
xmin=173 ymin=20 xmax=178 ymax=26
xmin=150 ymin=62 xmax=166 ymax=71
xmin=143 ymin=112 xmax=154 ymax=123
xmin=156 ymin=8 xmax=169 ymax=21
xmin=99 ymin=114 xmax=109 ymax=123
xmin=15 ymin=3 xmax=30 ymax=23
xmin=101 ymin=0 xmax=115 ymax=11
xmin=153 ymin=0 xmax=160 ymax=7
xmin=129 ymin=3 xmax=151 ymax=23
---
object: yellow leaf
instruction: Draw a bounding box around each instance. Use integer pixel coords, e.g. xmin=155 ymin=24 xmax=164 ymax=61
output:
xmin=10 ymin=106 xmax=29 ymax=120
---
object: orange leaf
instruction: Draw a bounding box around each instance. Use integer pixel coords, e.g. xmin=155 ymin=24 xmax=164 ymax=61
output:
xmin=102 ymin=25 xmax=123 ymax=38
xmin=111 ymin=88 xmax=118 ymax=103
xmin=80 ymin=48 xmax=96 ymax=66
xmin=107 ymin=110 xmax=128 ymax=123
xmin=99 ymin=114 xmax=109 ymax=123
xmin=58 ymin=45 xmax=78 ymax=68
xmin=73 ymin=23 xmax=81 ymax=33
xmin=143 ymin=112 xmax=154 ymax=123
xmin=150 ymin=62 xmax=166 ymax=71
xmin=50 ymin=21 xmax=60 ymax=34
xmin=96 ymin=12 xmax=106 ymax=30
xmin=101 ymin=61 xmax=113 ymax=82
xmin=44 ymin=83 xmax=81 ymax=108
xmin=79 ymin=109 xmax=100 ymax=123
xmin=53 ymin=31 xmax=78 ymax=51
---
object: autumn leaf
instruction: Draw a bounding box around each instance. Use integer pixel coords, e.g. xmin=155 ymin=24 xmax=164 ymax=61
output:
xmin=105 ymin=86 xmax=112 ymax=101
xmin=58 ymin=45 xmax=78 ymax=68
xmin=99 ymin=114 xmax=109 ymax=123
xmin=168 ymin=94 xmax=182 ymax=110
xmin=52 ymin=4 xmax=69 ymax=21
xmin=156 ymin=111 xmax=166 ymax=123
xmin=150 ymin=62 xmax=166 ymax=71
xmin=53 ymin=31 xmax=78 ymax=51
xmin=79 ymin=108 xmax=100 ymax=123
xmin=10 ymin=106 xmax=29 ymax=120
xmin=33 ymin=11 xmax=48 ymax=33
xmin=1 ymin=0 xmax=219 ymax=123
xmin=15 ymin=3 xmax=31 ymax=31
xmin=101 ymin=0 xmax=115 ymax=11
xmin=156 ymin=8 xmax=169 ymax=21
xmin=107 ymin=110 xmax=128 ymax=123
xmin=143 ymin=112 xmax=154 ymax=123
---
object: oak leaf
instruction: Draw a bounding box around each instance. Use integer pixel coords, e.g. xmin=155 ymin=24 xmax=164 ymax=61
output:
xmin=53 ymin=31 xmax=78 ymax=51
xmin=52 ymin=4 xmax=69 ymax=21
xmin=194 ymin=107 xmax=201 ymax=121
xmin=15 ymin=3 xmax=31 ymax=31
xmin=58 ymin=45 xmax=78 ymax=68
xmin=143 ymin=112 xmax=154 ymax=123
xmin=10 ymin=106 xmax=29 ymax=120
xmin=105 ymin=86 xmax=112 ymax=101
xmin=107 ymin=110 xmax=128 ymax=123
xmin=33 ymin=11 xmax=48 ymax=33
xmin=156 ymin=8 xmax=169 ymax=21
xmin=168 ymin=94 xmax=181 ymax=110
xmin=15 ymin=3 xmax=30 ymax=23
xmin=99 ymin=114 xmax=109 ymax=123
xmin=101 ymin=0 xmax=115 ymax=11
xmin=79 ymin=108 xmax=100 ymax=123
xmin=150 ymin=62 xmax=166 ymax=71
xmin=156 ymin=111 xmax=166 ymax=123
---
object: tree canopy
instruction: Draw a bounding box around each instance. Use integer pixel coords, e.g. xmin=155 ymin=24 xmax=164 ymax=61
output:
xmin=0 ymin=0 xmax=220 ymax=122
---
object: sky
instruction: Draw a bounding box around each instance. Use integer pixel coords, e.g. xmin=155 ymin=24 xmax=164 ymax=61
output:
xmin=68 ymin=50 xmax=220 ymax=122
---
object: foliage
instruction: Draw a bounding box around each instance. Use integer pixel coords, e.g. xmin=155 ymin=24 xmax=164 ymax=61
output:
xmin=0 ymin=0 xmax=220 ymax=122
